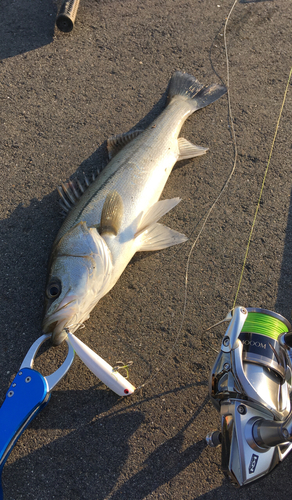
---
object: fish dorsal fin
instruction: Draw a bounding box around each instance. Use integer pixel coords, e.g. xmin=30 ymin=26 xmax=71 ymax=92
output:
xmin=100 ymin=191 xmax=124 ymax=236
xmin=107 ymin=129 xmax=143 ymax=159
xmin=58 ymin=165 xmax=106 ymax=216
xmin=177 ymin=138 xmax=208 ymax=161
xmin=135 ymin=198 xmax=181 ymax=238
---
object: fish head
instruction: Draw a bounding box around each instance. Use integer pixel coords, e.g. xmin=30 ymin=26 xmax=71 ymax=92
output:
xmin=42 ymin=221 xmax=112 ymax=345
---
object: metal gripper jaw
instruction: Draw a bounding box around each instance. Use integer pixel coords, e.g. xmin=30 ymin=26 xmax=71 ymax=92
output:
xmin=206 ymin=306 xmax=292 ymax=487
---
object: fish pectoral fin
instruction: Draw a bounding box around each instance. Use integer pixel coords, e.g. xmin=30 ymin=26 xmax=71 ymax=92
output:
xmin=177 ymin=138 xmax=208 ymax=161
xmin=138 ymin=223 xmax=188 ymax=251
xmin=135 ymin=198 xmax=181 ymax=238
xmin=107 ymin=129 xmax=143 ymax=159
xmin=100 ymin=191 xmax=124 ymax=236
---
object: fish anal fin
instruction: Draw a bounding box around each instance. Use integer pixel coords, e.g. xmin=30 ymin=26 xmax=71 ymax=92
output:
xmin=139 ymin=223 xmax=188 ymax=251
xmin=100 ymin=191 xmax=124 ymax=236
xmin=178 ymin=138 xmax=208 ymax=161
xmin=135 ymin=198 xmax=181 ymax=238
xmin=107 ymin=130 xmax=143 ymax=159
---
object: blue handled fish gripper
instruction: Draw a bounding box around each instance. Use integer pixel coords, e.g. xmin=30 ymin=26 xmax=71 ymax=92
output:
xmin=0 ymin=334 xmax=75 ymax=499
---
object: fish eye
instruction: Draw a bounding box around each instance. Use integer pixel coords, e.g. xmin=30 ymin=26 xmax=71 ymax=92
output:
xmin=46 ymin=280 xmax=62 ymax=299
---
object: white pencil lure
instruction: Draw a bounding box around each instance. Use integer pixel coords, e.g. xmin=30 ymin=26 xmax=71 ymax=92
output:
xmin=66 ymin=331 xmax=136 ymax=396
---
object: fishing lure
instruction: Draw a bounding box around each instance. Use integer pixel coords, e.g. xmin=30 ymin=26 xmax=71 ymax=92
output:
xmin=66 ymin=330 xmax=136 ymax=396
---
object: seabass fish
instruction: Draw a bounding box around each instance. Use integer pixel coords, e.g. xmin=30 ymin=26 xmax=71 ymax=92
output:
xmin=43 ymin=71 xmax=226 ymax=344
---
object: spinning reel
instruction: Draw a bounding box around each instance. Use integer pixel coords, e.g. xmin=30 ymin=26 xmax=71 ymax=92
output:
xmin=207 ymin=306 xmax=292 ymax=486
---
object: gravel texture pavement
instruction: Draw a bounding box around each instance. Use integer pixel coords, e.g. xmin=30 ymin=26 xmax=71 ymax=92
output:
xmin=0 ymin=0 xmax=292 ymax=498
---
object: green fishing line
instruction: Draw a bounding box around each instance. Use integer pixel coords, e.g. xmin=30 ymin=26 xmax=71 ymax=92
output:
xmin=241 ymin=312 xmax=288 ymax=340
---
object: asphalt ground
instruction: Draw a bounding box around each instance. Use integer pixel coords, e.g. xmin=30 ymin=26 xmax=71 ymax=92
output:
xmin=0 ymin=0 xmax=292 ymax=498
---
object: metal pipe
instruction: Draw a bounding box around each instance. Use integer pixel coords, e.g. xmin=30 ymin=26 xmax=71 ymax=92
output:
xmin=56 ymin=0 xmax=81 ymax=32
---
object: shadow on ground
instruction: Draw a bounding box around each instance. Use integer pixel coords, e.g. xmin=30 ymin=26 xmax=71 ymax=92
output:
xmin=2 ymin=405 xmax=145 ymax=500
xmin=2 ymin=390 xmax=209 ymax=500
xmin=109 ymin=397 xmax=209 ymax=500
xmin=0 ymin=141 xmax=110 ymax=380
xmin=0 ymin=87 xmax=168 ymax=376
xmin=0 ymin=87 xmax=208 ymax=499
xmin=0 ymin=0 xmax=58 ymax=60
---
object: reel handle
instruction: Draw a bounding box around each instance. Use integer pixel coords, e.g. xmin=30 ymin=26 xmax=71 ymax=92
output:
xmin=253 ymin=413 xmax=292 ymax=449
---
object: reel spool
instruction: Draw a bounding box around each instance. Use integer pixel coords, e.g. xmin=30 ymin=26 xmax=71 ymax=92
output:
xmin=240 ymin=309 xmax=290 ymax=379
xmin=207 ymin=307 xmax=292 ymax=486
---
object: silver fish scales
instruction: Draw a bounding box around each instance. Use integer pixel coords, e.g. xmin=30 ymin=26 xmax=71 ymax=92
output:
xmin=43 ymin=71 xmax=226 ymax=344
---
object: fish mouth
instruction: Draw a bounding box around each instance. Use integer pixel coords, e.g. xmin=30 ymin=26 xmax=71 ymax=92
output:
xmin=43 ymin=295 xmax=79 ymax=345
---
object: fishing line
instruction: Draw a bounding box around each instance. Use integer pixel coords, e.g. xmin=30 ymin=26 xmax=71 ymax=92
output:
xmin=136 ymin=0 xmax=240 ymax=390
xmin=241 ymin=312 xmax=289 ymax=340
xmin=200 ymin=22 xmax=292 ymax=342
xmin=232 ymin=65 xmax=292 ymax=309
xmin=130 ymin=2 xmax=291 ymax=390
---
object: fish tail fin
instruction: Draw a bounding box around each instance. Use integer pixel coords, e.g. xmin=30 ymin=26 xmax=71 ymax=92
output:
xmin=167 ymin=71 xmax=226 ymax=112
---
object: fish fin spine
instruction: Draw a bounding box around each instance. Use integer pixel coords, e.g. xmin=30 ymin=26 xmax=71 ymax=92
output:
xmin=107 ymin=129 xmax=144 ymax=159
xmin=57 ymin=164 xmax=106 ymax=213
